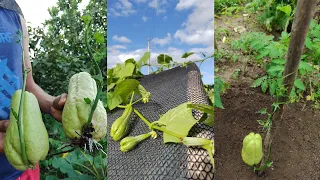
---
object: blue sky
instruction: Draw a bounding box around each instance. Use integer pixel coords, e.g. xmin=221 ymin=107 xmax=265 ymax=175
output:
xmin=108 ymin=0 xmax=214 ymax=84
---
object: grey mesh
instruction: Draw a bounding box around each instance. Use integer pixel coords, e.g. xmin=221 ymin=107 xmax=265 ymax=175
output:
xmin=107 ymin=63 xmax=214 ymax=180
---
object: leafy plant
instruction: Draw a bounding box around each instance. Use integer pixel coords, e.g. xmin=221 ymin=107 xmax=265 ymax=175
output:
xmin=232 ymin=26 xmax=320 ymax=108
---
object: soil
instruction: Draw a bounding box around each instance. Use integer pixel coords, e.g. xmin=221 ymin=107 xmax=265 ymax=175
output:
xmin=214 ymin=14 xmax=320 ymax=180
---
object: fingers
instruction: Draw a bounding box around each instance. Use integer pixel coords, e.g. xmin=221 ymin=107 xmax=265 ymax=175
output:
xmin=0 ymin=132 xmax=5 ymax=153
xmin=52 ymin=93 xmax=68 ymax=111
xmin=50 ymin=107 xmax=62 ymax=122
xmin=0 ymin=120 xmax=9 ymax=132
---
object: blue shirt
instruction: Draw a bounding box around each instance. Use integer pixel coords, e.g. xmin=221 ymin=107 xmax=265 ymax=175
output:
xmin=0 ymin=7 xmax=24 ymax=180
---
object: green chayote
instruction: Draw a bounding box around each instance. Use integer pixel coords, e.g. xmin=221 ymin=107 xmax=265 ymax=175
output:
xmin=4 ymin=90 xmax=49 ymax=170
xmin=241 ymin=132 xmax=263 ymax=166
xmin=120 ymin=133 xmax=151 ymax=152
xmin=62 ymin=72 xmax=107 ymax=141
xmin=110 ymin=105 xmax=132 ymax=141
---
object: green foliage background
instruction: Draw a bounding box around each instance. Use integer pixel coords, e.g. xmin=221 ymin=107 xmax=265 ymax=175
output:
xmin=27 ymin=0 xmax=107 ymax=179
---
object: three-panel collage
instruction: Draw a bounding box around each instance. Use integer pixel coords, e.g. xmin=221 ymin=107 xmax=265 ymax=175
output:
xmin=0 ymin=0 xmax=319 ymax=179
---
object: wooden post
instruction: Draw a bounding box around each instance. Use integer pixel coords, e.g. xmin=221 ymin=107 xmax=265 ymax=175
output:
xmin=258 ymin=0 xmax=318 ymax=176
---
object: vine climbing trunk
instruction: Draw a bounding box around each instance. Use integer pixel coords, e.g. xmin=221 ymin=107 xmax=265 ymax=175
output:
xmin=258 ymin=0 xmax=318 ymax=176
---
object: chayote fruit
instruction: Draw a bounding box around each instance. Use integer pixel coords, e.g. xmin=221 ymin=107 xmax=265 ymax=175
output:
xmin=4 ymin=90 xmax=49 ymax=171
xmin=241 ymin=132 xmax=263 ymax=166
xmin=62 ymin=72 xmax=107 ymax=142
xmin=110 ymin=105 xmax=132 ymax=141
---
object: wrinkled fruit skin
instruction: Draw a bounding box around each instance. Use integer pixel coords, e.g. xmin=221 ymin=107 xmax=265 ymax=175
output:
xmin=4 ymin=90 xmax=49 ymax=170
xmin=120 ymin=133 xmax=150 ymax=152
xmin=110 ymin=106 xmax=132 ymax=141
xmin=241 ymin=132 xmax=263 ymax=166
xmin=62 ymin=72 xmax=107 ymax=142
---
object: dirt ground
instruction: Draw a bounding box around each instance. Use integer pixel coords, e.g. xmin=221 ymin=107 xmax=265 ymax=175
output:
xmin=214 ymin=14 xmax=320 ymax=180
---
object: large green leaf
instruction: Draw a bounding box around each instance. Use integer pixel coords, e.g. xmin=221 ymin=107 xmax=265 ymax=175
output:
xmin=114 ymin=79 xmax=140 ymax=103
xmin=158 ymin=102 xmax=198 ymax=143
xmin=114 ymin=62 xmax=135 ymax=79
xmin=107 ymin=92 xmax=123 ymax=110
xmin=157 ymin=54 xmax=173 ymax=65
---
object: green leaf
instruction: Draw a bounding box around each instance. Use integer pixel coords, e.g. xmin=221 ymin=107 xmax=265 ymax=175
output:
xmin=157 ymin=102 xmax=198 ymax=143
xmin=181 ymin=52 xmax=195 ymax=58
xmin=305 ymin=37 xmax=313 ymax=49
xmin=114 ymin=62 xmax=135 ymax=80
xmin=256 ymin=108 xmax=268 ymax=115
xmin=93 ymin=32 xmax=104 ymax=44
xmin=107 ymin=83 xmax=116 ymax=92
xmin=269 ymin=80 xmax=277 ymax=95
xmin=271 ymin=58 xmax=286 ymax=65
xmin=299 ymin=61 xmax=313 ymax=71
xmin=187 ymin=104 xmax=214 ymax=126
xmin=81 ymin=15 xmax=91 ymax=25
xmin=84 ymin=97 xmax=91 ymax=104
xmin=114 ymin=79 xmax=140 ymax=103
xmin=187 ymin=104 xmax=214 ymax=115
xmin=107 ymin=92 xmax=123 ymax=110
xmin=294 ymin=78 xmax=305 ymax=91
xmin=157 ymin=54 xmax=173 ymax=65
xmin=261 ymin=80 xmax=268 ymax=93
xmin=137 ymin=52 xmax=150 ymax=69
xmin=203 ymin=115 xmax=214 ymax=126
xmin=251 ymin=76 xmax=267 ymax=88
xmin=267 ymin=65 xmax=284 ymax=73
xmin=277 ymin=5 xmax=292 ymax=17
xmin=214 ymin=87 xmax=224 ymax=109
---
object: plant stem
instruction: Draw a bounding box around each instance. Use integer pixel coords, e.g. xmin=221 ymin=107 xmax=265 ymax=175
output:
xmin=133 ymin=108 xmax=183 ymax=140
xmin=84 ymin=18 xmax=103 ymax=126
xmin=132 ymin=98 xmax=143 ymax=105
xmin=151 ymin=126 xmax=183 ymax=141
xmin=133 ymin=108 xmax=151 ymax=127
xmin=17 ymin=33 xmax=28 ymax=166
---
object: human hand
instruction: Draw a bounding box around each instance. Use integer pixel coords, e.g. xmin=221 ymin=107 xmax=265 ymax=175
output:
xmin=50 ymin=93 xmax=67 ymax=122
xmin=0 ymin=120 xmax=9 ymax=153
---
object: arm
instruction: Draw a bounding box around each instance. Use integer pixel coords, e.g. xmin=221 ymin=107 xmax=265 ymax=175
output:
xmin=19 ymin=15 xmax=67 ymax=122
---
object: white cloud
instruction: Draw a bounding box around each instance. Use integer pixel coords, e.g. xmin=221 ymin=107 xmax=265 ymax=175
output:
xmin=107 ymin=48 xmax=147 ymax=68
xmin=148 ymin=0 xmax=167 ymax=15
xmin=142 ymin=16 xmax=148 ymax=22
xmin=112 ymin=35 xmax=132 ymax=43
xmin=174 ymin=0 xmax=214 ymax=46
xmin=151 ymin=33 xmax=172 ymax=46
xmin=107 ymin=44 xmax=214 ymax=68
xmin=134 ymin=0 xmax=148 ymax=3
xmin=110 ymin=0 xmax=136 ymax=17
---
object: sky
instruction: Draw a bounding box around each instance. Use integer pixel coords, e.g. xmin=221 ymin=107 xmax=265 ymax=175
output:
xmin=108 ymin=0 xmax=214 ymax=85
xmin=16 ymin=0 xmax=89 ymax=27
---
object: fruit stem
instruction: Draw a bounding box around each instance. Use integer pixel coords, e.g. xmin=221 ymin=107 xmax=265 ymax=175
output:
xmin=84 ymin=18 xmax=103 ymax=126
xmin=17 ymin=32 xmax=28 ymax=165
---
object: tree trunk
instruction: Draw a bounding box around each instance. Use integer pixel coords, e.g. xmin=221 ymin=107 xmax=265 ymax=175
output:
xmin=258 ymin=0 xmax=318 ymax=176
